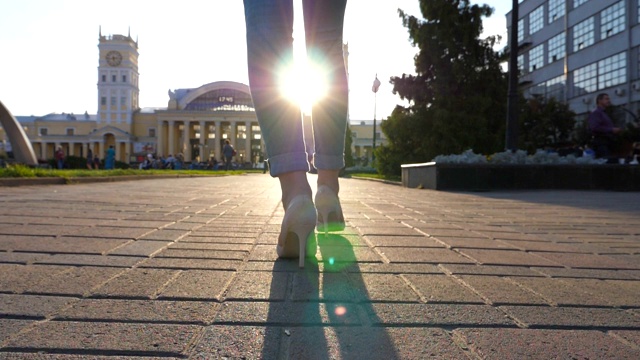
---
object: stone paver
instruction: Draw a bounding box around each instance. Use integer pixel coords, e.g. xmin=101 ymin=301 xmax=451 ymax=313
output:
xmin=0 ymin=176 xmax=639 ymax=359
xmin=90 ymin=268 xmax=180 ymax=298
xmin=55 ymin=299 xmax=218 ymax=324
xmin=456 ymin=328 xmax=640 ymax=360
xmin=3 ymin=321 xmax=201 ymax=357
xmin=0 ymin=294 xmax=77 ymax=318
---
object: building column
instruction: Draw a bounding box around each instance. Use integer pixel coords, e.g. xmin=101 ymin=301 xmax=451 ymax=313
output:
xmin=115 ymin=141 xmax=121 ymax=161
xmin=99 ymin=141 xmax=105 ymax=159
xmin=215 ymin=120 xmax=222 ymax=161
xmin=82 ymin=143 xmax=87 ymax=158
xmin=68 ymin=142 xmax=75 ymax=156
xmin=126 ymin=142 xmax=132 ymax=163
xmin=157 ymin=120 xmax=164 ymax=156
xmin=183 ymin=121 xmax=191 ymax=161
xmin=229 ymin=120 xmax=237 ymax=154
xmin=245 ymin=120 xmax=252 ymax=165
xmin=40 ymin=142 xmax=47 ymax=160
xmin=199 ymin=120 xmax=206 ymax=162
xmin=168 ymin=120 xmax=175 ymax=156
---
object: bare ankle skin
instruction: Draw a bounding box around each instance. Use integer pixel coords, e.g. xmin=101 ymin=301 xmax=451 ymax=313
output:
xmin=278 ymin=171 xmax=312 ymax=208
xmin=317 ymin=169 xmax=340 ymax=194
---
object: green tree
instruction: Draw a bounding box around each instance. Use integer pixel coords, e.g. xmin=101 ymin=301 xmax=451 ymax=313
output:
xmin=377 ymin=0 xmax=507 ymax=176
xmin=519 ymin=97 xmax=576 ymax=153
xmin=344 ymin=124 xmax=355 ymax=167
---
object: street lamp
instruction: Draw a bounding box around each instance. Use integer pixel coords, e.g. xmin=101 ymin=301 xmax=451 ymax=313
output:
xmin=505 ymin=0 xmax=519 ymax=151
xmin=372 ymin=74 xmax=381 ymax=162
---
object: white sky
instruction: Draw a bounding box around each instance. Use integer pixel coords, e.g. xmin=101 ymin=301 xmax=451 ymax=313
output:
xmin=0 ymin=0 xmax=510 ymax=121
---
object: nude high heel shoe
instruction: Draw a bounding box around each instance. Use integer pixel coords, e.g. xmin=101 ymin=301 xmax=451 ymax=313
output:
xmin=277 ymin=195 xmax=317 ymax=268
xmin=315 ymin=185 xmax=345 ymax=234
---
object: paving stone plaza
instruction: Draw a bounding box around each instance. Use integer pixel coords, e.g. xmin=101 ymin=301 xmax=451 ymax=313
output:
xmin=0 ymin=174 xmax=639 ymax=359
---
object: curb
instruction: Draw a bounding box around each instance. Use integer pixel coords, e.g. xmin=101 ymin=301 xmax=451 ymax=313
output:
xmin=349 ymin=175 xmax=402 ymax=186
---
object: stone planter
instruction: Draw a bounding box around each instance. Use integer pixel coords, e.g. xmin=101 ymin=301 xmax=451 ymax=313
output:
xmin=401 ymin=162 xmax=640 ymax=191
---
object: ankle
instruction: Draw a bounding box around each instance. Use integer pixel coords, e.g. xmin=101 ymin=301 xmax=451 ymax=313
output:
xmin=279 ymin=171 xmax=312 ymax=208
xmin=317 ymin=169 xmax=340 ymax=194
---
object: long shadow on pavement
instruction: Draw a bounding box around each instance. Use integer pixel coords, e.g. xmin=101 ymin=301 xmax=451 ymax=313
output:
xmin=261 ymin=233 xmax=399 ymax=359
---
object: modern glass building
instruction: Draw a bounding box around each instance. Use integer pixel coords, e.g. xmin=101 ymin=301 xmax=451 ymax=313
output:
xmin=508 ymin=0 xmax=640 ymax=122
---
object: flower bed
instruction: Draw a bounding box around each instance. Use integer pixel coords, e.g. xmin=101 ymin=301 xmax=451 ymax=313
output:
xmin=401 ymin=150 xmax=640 ymax=191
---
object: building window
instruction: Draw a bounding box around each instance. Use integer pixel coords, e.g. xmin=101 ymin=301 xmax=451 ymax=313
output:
xmin=517 ymin=54 xmax=525 ymax=73
xmin=529 ymin=44 xmax=544 ymax=72
xmin=101 ymin=74 xmax=106 ymax=82
xmin=573 ymin=63 xmax=598 ymax=96
xmin=112 ymin=75 xmax=116 ymax=82
xmin=39 ymin=128 xmax=48 ymax=136
xmin=529 ymin=6 xmax=544 ymax=35
xmin=121 ymin=97 xmax=127 ymax=106
xmin=547 ymin=33 xmax=565 ymax=63
xmin=573 ymin=52 xmax=627 ymax=97
xmin=122 ymin=75 xmax=127 ymax=82
xmin=574 ymin=0 xmax=589 ymax=8
xmin=66 ymin=128 xmax=74 ymax=136
xmin=573 ymin=17 xmax=594 ymax=52
xmin=546 ymin=74 xmax=566 ymax=101
xmin=110 ymin=96 xmax=116 ymax=106
xmin=601 ymin=1 xmax=625 ymax=40
xmin=101 ymin=97 xmax=107 ymax=106
xmin=598 ymin=52 xmax=626 ymax=89
xmin=548 ymin=0 xmax=565 ymax=24
xmin=518 ymin=18 xmax=525 ymax=42
xmin=149 ymin=128 xmax=156 ymax=137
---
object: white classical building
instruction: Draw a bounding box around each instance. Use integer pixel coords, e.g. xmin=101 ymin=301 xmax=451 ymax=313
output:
xmin=1 ymin=31 xmax=387 ymax=166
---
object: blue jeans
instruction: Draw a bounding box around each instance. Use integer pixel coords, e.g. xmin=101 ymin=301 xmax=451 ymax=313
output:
xmin=243 ymin=0 xmax=348 ymax=177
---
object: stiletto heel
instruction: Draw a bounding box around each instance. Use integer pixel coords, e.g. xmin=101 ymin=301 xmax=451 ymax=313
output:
xmin=277 ymin=195 xmax=317 ymax=268
xmin=315 ymin=185 xmax=345 ymax=234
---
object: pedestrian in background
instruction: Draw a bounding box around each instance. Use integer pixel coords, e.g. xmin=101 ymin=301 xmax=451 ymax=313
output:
xmin=222 ymin=139 xmax=235 ymax=171
xmin=588 ymin=93 xmax=621 ymax=161
xmin=54 ymin=146 xmax=65 ymax=169
xmin=86 ymin=148 xmax=93 ymax=169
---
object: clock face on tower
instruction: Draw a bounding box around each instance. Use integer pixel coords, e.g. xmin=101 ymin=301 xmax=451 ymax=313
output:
xmin=106 ymin=51 xmax=123 ymax=66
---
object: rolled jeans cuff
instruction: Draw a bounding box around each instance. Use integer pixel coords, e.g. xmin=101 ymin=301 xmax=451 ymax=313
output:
xmin=313 ymin=153 xmax=344 ymax=171
xmin=268 ymin=152 xmax=310 ymax=177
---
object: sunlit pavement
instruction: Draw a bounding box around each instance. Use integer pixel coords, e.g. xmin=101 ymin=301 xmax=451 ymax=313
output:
xmin=0 ymin=174 xmax=639 ymax=359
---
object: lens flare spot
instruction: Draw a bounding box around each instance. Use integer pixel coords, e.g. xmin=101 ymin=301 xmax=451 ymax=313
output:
xmin=335 ymin=306 xmax=347 ymax=316
xmin=328 ymin=257 xmax=335 ymax=265
xmin=278 ymin=59 xmax=328 ymax=113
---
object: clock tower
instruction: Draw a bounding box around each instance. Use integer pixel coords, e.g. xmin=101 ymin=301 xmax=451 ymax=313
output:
xmin=97 ymin=28 xmax=139 ymax=128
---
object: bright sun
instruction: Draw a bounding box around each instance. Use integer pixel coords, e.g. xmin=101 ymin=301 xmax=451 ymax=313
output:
xmin=279 ymin=58 xmax=328 ymax=114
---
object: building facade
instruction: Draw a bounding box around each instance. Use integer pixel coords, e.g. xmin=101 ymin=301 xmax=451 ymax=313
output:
xmin=509 ymin=0 xmax=640 ymax=122
xmin=1 ymin=32 xmax=386 ymax=166
xmin=349 ymin=120 xmax=387 ymax=163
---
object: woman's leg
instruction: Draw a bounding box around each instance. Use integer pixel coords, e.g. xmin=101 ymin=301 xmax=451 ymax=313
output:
xmin=302 ymin=0 xmax=349 ymax=193
xmin=243 ymin=0 xmax=310 ymax=183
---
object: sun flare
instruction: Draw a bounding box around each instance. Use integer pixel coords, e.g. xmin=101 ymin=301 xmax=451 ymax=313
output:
xmin=279 ymin=59 xmax=328 ymax=113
